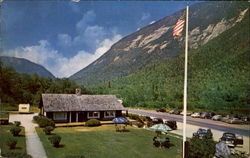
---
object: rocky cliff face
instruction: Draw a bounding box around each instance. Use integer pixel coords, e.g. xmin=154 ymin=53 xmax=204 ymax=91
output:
xmin=70 ymin=1 xmax=249 ymax=85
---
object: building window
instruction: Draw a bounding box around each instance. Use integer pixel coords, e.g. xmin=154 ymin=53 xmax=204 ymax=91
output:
xmin=53 ymin=112 xmax=67 ymax=121
xmin=88 ymin=112 xmax=100 ymax=119
xmin=104 ymin=111 xmax=115 ymax=118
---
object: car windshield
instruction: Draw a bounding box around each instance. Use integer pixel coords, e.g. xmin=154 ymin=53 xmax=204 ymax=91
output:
xmin=224 ymin=133 xmax=235 ymax=138
xmin=198 ymin=129 xmax=207 ymax=134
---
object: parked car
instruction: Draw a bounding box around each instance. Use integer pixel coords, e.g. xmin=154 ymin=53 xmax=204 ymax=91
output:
xmin=191 ymin=112 xmax=201 ymax=118
xmin=241 ymin=116 xmax=250 ymax=122
xmin=169 ymin=110 xmax=181 ymax=115
xmin=212 ymin=115 xmax=223 ymax=121
xmin=200 ymin=112 xmax=212 ymax=119
xmin=180 ymin=111 xmax=192 ymax=116
xmin=227 ymin=118 xmax=244 ymax=124
xmin=164 ymin=120 xmax=177 ymax=130
xmin=219 ymin=132 xmax=243 ymax=147
xmin=156 ymin=108 xmax=166 ymax=112
xmin=193 ymin=128 xmax=213 ymax=139
xmin=152 ymin=118 xmax=164 ymax=124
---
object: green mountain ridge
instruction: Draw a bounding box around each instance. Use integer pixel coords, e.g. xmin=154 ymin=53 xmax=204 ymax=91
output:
xmin=70 ymin=1 xmax=249 ymax=86
xmin=0 ymin=56 xmax=55 ymax=79
xmin=89 ymin=10 xmax=250 ymax=114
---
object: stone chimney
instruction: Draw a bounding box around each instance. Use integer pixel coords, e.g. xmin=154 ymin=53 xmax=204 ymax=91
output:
xmin=75 ymin=88 xmax=81 ymax=96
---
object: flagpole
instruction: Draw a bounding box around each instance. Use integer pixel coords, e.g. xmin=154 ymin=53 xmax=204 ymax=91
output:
xmin=183 ymin=5 xmax=189 ymax=158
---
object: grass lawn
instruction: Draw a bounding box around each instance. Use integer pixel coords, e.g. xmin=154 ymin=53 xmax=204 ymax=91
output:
xmin=36 ymin=125 xmax=182 ymax=158
xmin=0 ymin=125 xmax=27 ymax=156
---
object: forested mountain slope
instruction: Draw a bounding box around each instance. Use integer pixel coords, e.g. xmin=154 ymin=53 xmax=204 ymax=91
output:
xmin=90 ymin=10 xmax=250 ymax=114
xmin=70 ymin=1 xmax=249 ymax=86
xmin=0 ymin=56 xmax=55 ymax=79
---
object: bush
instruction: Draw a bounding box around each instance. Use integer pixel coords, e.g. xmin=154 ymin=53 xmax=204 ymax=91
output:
xmin=33 ymin=116 xmax=40 ymax=122
xmin=188 ymin=137 xmax=216 ymax=158
xmin=43 ymin=126 xmax=54 ymax=135
xmin=165 ymin=120 xmax=177 ymax=130
xmin=6 ymin=137 xmax=17 ymax=149
xmin=135 ymin=121 xmax=144 ymax=128
xmin=14 ymin=121 xmax=21 ymax=126
xmin=36 ymin=116 xmax=55 ymax=128
xmin=85 ymin=119 xmax=101 ymax=127
xmin=48 ymin=134 xmax=61 ymax=147
xmin=10 ymin=126 xmax=22 ymax=136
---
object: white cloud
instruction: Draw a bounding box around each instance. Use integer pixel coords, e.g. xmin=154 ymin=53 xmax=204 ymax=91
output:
xmin=3 ymin=34 xmax=122 ymax=78
xmin=3 ymin=10 xmax=123 ymax=78
xmin=150 ymin=21 xmax=155 ymax=24
xmin=76 ymin=10 xmax=96 ymax=32
xmin=57 ymin=34 xmax=72 ymax=47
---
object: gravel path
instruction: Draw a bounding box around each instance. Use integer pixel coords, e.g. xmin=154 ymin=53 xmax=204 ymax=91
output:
xmin=9 ymin=113 xmax=47 ymax=158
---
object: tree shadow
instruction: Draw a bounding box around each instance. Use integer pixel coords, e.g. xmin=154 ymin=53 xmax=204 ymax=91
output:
xmin=55 ymin=144 xmax=65 ymax=148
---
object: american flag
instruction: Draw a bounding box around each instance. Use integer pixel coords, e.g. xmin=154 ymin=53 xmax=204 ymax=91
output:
xmin=173 ymin=13 xmax=185 ymax=37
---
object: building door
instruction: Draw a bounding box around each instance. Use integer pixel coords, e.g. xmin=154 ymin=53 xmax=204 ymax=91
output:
xmin=71 ymin=112 xmax=76 ymax=122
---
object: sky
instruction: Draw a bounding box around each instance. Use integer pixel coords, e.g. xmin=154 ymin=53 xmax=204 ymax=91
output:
xmin=1 ymin=0 xmax=199 ymax=78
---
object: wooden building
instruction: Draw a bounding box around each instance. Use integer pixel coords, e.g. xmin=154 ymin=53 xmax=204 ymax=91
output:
xmin=40 ymin=93 xmax=124 ymax=123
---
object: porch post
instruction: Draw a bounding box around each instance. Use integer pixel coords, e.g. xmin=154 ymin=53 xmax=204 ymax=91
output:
xmin=69 ymin=112 xmax=72 ymax=123
xmin=76 ymin=112 xmax=78 ymax=122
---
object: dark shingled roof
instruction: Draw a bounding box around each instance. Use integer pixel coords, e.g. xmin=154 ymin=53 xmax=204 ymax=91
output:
xmin=42 ymin=94 xmax=124 ymax=112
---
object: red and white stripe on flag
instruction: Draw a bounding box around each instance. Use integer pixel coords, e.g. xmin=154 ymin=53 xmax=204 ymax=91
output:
xmin=173 ymin=19 xmax=185 ymax=37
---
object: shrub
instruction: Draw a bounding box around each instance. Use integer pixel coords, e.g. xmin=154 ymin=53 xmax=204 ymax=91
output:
xmin=14 ymin=121 xmax=21 ymax=127
xmin=10 ymin=126 xmax=22 ymax=136
xmin=48 ymin=134 xmax=61 ymax=147
xmin=135 ymin=121 xmax=144 ymax=128
xmin=36 ymin=117 xmax=55 ymax=128
xmin=6 ymin=137 xmax=17 ymax=149
xmin=85 ymin=119 xmax=101 ymax=127
xmin=188 ymin=137 xmax=216 ymax=158
xmin=43 ymin=126 xmax=54 ymax=135
xmin=33 ymin=116 xmax=40 ymax=122
xmin=165 ymin=120 xmax=177 ymax=130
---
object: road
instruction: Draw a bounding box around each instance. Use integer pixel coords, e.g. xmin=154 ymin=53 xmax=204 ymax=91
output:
xmin=126 ymin=109 xmax=250 ymax=137
xmin=126 ymin=108 xmax=250 ymax=154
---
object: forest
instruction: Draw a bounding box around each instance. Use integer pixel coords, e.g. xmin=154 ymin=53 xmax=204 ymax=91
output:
xmin=89 ymin=13 xmax=250 ymax=115
xmin=0 ymin=61 xmax=90 ymax=111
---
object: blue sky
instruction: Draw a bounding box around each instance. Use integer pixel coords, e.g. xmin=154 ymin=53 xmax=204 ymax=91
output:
xmin=1 ymin=0 xmax=199 ymax=78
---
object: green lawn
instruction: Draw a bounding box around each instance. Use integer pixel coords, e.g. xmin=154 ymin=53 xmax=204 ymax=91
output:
xmin=0 ymin=125 xmax=27 ymax=157
xmin=36 ymin=125 xmax=182 ymax=158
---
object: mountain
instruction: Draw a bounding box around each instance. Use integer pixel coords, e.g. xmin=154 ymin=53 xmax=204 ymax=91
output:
xmin=70 ymin=1 xmax=249 ymax=85
xmin=0 ymin=56 xmax=55 ymax=79
xmin=90 ymin=9 xmax=250 ymax=114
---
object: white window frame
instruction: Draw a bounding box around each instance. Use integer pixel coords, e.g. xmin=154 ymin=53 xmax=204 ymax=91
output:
xmin=88 ymin=112 xmax=100 ymax=119
xmin=53 ymin=112 xmax=67 ymax=121
xmin=104 ymin=111 xmax=116 ymax=118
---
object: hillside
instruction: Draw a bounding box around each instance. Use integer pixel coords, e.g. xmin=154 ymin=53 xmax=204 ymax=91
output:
xmin=0 ymin=56 xmax=55 ymax=79
xmin=70 ymin=1 xmax=249 ymax=85
xmin=90 ymin=10 xmax=250 ymax=114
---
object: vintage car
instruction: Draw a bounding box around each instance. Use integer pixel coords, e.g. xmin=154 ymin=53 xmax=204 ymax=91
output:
xmin=227 ymin=118 xmax=244 ymax=124
xmin=180 ymin=111 xmax=192 ymax=116
xmin=191 ymin=112 xmax=201 ymax=118
xmin=200 ymin=112 xmax=212 ymax=119
xmin=152 ymin=118 xmax=164 ymax=124
xmin=156 ymin=108 xmax=166 ymax=112
xmin=219 ymin=132 xmax=243 ymax=147
xmin=193 ymin=128 xmax=213 ymax=139
xmin=212 ymin=115 xmax=223 ymax=121
xmin=169 ymin=109 xmax=181 ymax=115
